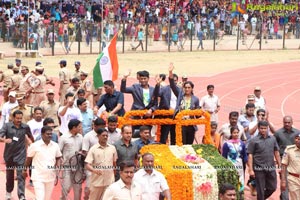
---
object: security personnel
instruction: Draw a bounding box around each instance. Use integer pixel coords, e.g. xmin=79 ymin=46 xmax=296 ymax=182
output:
xmin=27 ymin=66 xmax=47 ymax=107
xmin=15 ymin=58 xmax=22 ymax=67
xmin=80 ymin=71 xmax=93 ymax=107
xmin=8 ymin=66 xmax=22 ymax=93
xmin=281 ymin=134 xmax=300 ymax=199
xmin=19 ymin=66 xmax=33 ymax=104
xmin=59 ymin=60 xmax=71 ymax=105
xmin=36 ymin=61 xmax=55 ymax=86
xmin=73 ymin=61 xmax=82 ymax=80
xmin=0 ymin=64 xmax=14 ymax=102
xmin=10 ymin=92 xmax=33 ymax=123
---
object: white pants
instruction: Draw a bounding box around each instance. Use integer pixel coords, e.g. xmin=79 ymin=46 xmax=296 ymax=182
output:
xmin=33 ymin=181 xmax=55 ymax=200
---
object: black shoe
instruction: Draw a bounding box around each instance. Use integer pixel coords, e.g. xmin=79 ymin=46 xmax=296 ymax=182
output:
xmin=29 ymin=179 xmax=34 ymax=187
xmin=19 ymin=195 xmax=26 ymax=200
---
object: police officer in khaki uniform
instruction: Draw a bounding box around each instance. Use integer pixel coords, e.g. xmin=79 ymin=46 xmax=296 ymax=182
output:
xmin=281 ymin=134 xmax=300 ymax=199
xmin=73 ymin=61 xmax=83 ymax=80
xmin=27 ymin=66 xmax=47 ymax=107
xmin=0 ymin=64 xmax=14 ymax=102
xmin=10 ymin=92 xmax=33 ymax=123
xmin=19 ymin=66 xmax=33 ymax=104
xmin=8 ymin=66 xmax=22 ymax=93
xmin=39 ymin=89 xmax=60 ymax=127
xmin=67 ymin=77 xmax=81 ymax=94
xmin=79 ymin=70 xmax=93 ymax=107
xmin=36 ymin=61 xmax=56 ymax=86
xmin=92 ymin=86 xmax=103 ymax=108
xmin=59 ymin=60 xmax=71 ymax=105
xmin=15 ymin=58 xmax=22 ymax=67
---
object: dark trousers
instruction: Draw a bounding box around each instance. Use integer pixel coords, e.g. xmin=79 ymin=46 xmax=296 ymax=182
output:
xmin=135 ymin=40 xmax=144 ymax=50
xmin=280 ymin=179 xmax=289 ymax=200
xmin=182 ymin=126 xmax=195 ymax=145
xmin=6 ymin=161 xmax=25 ymax=198
xmin=160 ymin=124 xmax=176 ymax=145
xmin=254 ymin=170 xmax=277 ymax=200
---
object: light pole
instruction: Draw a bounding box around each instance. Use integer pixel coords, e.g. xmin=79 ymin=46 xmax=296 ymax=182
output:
xmin=100 ymin=0 xmax=104 ymax=52
xmin=27 ymin=0 xmax=30 ymax=51
xmin=168 ymin=0 xmax=171 ymax=52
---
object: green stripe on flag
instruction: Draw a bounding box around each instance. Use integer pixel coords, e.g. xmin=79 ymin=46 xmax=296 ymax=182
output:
xmin=93 ymin=52 xmax=104 ymax=88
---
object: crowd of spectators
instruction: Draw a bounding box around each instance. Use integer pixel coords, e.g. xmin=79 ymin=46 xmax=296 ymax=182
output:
xmin=0 ymin=0 xmax=300 ymax=52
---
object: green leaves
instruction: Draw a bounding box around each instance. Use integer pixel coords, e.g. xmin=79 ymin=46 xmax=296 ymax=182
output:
xmin=192 ymin=144 xmax=241 ymax=200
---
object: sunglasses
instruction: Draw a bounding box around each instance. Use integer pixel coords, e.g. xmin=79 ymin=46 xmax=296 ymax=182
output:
xmin=258 ymin=114 xmax=265 ymax=117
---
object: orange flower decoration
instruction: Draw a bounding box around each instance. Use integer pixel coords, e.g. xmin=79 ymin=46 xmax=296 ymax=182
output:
xmin=117 ymin=109 xmax=213 ymax=146
xmin=140 ymin=144 xmax=194 ymax=200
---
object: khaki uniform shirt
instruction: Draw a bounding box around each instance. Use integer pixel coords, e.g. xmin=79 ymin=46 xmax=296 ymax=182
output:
xmin=66 ymin=86 xmax=78 ymax=94
xmin=9 ymin=74 xmax=22 ymax=91
xmin=81 ymin=79 xmax=92 ymax=93
xmin=59 ymin=67 xmax=71 ymax=85
xmin=39 ymin=100 xmax=60 ymax=126
xmin=282 ymin=144 xmax=300 ymax=192
xmin=19 ymin=73 xmax=32 ymax=93
xmin=59 ymin=67 xmax=71 ymax=105
xmin=29 ymin=75 xmax=46 ymax=106
xmin=73 ymin=70 xmax=82 ymax=80
xmin=0 ymin=70 xmax=13 ymax=88
xmin=33 ymin=75 xmax=46 ymax=93
xmin=81 ymin=78 xmax=93 ymax=106
xmin=282 ymin=145 xmax=300 ymax=174
xmin=9 ymin=105 xmax=33 ymax=123
xmin=85 ymin=143 xmax=117 ymax=187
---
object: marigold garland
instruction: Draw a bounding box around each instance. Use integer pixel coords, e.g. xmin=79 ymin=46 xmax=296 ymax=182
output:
xmin=140 ymin=144 xmax=194 ymax=200
xmin=117 ymin=109 xmax=213 ymax=146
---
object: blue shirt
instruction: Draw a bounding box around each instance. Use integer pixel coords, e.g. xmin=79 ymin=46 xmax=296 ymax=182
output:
xmin=81 ymin=109 xmax=93 ymax=136
xmin=96 ymin=90 xmax=125 ymax=116
xmin=36 ymin=133 xmax=58 ymax=143
xmin=134 ymin=138 xmax=154 ymax=152
xmin=138 ymin=31 xmax=144 ymax=41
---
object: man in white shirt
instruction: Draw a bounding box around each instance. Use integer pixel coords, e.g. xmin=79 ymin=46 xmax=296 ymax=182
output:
xmin=102 ymin=161 xmax=142 ymax=200
xmin=58 ymin=92 xmax=82 ymax=135
xmin=251 ymin=15 xmax=257 ymax=35
xmin=0 ymin=91 xmax=18 ymax=128
xmin=200 ymin=84 xmax=221 ymax=123
xmin=253 ymin=86 xmax=266 ymax=110
xmin=133 ymin=153 xmax=171 ymax=200
xmin=23 ymin=126 xmax=62 ymax=200
xmin=27 ymin=107 xmax=44 ymax=140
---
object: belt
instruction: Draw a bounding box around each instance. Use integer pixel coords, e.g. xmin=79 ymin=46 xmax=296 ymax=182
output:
xmin=32 ymin=91 xmax=44 ymax=94
xmin=289 ymin=172 xmax=300 ymax=178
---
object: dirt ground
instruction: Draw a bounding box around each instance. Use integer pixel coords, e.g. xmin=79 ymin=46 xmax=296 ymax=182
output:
xmin=1 ymin=50 xmax=300 ymax=77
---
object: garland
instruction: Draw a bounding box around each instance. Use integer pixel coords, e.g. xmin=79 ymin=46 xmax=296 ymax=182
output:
xmin=140 ymin=144 xmax=194 ymax=200
xmin=117 ymin=109 xmax=213 ymax=146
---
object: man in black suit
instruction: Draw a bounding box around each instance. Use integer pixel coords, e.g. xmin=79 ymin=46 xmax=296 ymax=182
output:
xmin=120 ymin=70 xmax=159 ymax=137
xmin=158 ymin=72 xmax=180 ymax=145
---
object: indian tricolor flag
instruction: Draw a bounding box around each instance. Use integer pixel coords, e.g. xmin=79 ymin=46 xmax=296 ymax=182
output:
xmin=93 ymin=34 xmax=119 ymax=88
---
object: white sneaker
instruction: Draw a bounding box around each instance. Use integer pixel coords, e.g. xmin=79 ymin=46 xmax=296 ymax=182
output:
xmin=5 ymin=192 xmax=11 ymax=200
